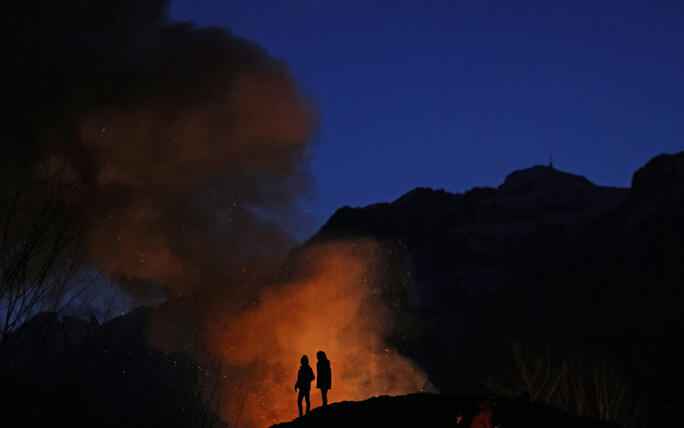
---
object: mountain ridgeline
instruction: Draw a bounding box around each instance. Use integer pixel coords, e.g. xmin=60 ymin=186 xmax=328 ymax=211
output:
xmin=307 ymin=151 xmax=684 ymax=427
xmin=2 ymin=152 xmax=683 ymax=427
xmin=314 ymin=164 xmax=627 ymax=296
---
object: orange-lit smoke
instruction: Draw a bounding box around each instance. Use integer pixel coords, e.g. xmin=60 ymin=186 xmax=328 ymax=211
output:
xmin=208 ymin=240 xmax=434 ymax=427
xmin=3 ymin=2 xmax=433 ymax=426
xmin=78 ymin=66 xmax=314 ymax=298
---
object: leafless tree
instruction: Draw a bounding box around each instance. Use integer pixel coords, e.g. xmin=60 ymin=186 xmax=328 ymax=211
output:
xmin=0 ymin=159 xmax=88 ymax=364
xmin=171 ymin=332 xmax=231 ymax=428
xmin=591 ymin=355 xmax=637 ymax=425
xmin=485 ymin=341 xmax=643 ymax=427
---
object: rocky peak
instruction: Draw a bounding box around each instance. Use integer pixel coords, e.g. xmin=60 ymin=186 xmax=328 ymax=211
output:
xmin=498 ymin=165 xmax=595 ymax=197
xmin=630 ymin=151 xmax=684 ymax=197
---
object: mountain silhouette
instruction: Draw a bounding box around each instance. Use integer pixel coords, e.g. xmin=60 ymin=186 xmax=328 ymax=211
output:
xmin=271 ymin=393 xmax=619 ymax=428
xmin=306 ymin=152 xmax=684 ymax=427
xmin=3 ymin=152 xmax=683 ymax=427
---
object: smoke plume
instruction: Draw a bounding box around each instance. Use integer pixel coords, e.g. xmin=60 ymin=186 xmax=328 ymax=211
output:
xmin=3 ymin=0 xmax=313 ymax=297
xmin=2 ymin=1 xmax=432 ymax=426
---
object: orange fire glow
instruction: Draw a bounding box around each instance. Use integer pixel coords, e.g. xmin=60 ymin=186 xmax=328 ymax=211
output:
xmin=210 ymin=240 xmax=434 ymax=427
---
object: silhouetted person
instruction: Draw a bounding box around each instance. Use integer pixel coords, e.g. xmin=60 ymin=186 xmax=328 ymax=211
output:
xmin=294 ymin=355 xmax=315 ymax=417
xmin=316 ymin=350 xmax=331 ymax=406
xmin=470 ymin=400 xmax=493 ymax=428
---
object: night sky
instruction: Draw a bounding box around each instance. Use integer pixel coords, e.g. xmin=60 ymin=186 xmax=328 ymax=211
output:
xmin=170 ymin=0 xmax=684 ymax=233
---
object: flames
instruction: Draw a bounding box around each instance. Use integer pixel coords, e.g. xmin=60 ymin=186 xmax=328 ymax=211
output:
xmin=208 ymin=240 xmax=433 ymax=427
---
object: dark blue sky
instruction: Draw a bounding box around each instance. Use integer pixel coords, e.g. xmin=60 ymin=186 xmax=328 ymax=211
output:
xmin=170 ymin=0 xmax=684 ymax=231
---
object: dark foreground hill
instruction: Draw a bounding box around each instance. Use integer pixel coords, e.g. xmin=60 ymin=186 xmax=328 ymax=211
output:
xmin=271 ymin=393 xmax=618 ymax=428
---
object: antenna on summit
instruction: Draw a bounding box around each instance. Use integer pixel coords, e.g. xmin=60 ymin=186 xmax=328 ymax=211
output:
xmin=548 ymin=145 xmax=554 ymax=169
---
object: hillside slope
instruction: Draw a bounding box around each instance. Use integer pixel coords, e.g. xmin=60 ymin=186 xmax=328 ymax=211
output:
xmin=304 ymin=152 xmax=684 ymax=427
xmin=271 ymin=393 xmax=619 ymax=428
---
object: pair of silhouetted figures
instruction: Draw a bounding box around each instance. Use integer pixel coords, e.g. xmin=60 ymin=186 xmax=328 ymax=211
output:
xmin=294 ymin=351 xmax=331 ymax=417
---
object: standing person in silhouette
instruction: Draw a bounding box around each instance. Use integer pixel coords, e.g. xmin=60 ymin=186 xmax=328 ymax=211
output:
xmin=294 ymin=355 xmax=315 ymax=417
xmin=316 ymin=351 xmax=331 ymax=406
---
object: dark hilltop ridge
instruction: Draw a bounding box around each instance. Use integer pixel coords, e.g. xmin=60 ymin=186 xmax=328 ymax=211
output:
xmin=313 ymin=164 xmax=627 ymax=297
xmin=2 ymin=151 xmax=683 ymax=427
xmin=271 ymin=393 xmax=619 ymax=428
xmin=305 ymin=151 xmax=684 ymax=428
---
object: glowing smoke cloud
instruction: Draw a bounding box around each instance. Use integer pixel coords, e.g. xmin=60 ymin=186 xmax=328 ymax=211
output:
xmin=2 ymin=1 xmax=433 ymax=426
xmin=209 ymin=240 xmax=433 ymax=427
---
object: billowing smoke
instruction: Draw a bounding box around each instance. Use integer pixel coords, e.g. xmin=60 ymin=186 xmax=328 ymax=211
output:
xmin=3 ymin=0 xmax=313 ymax=298
xmin=79 ymin=63 xmax=313 ymax=297
xmin=2 ymin=1 xmax=432 ymax=426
